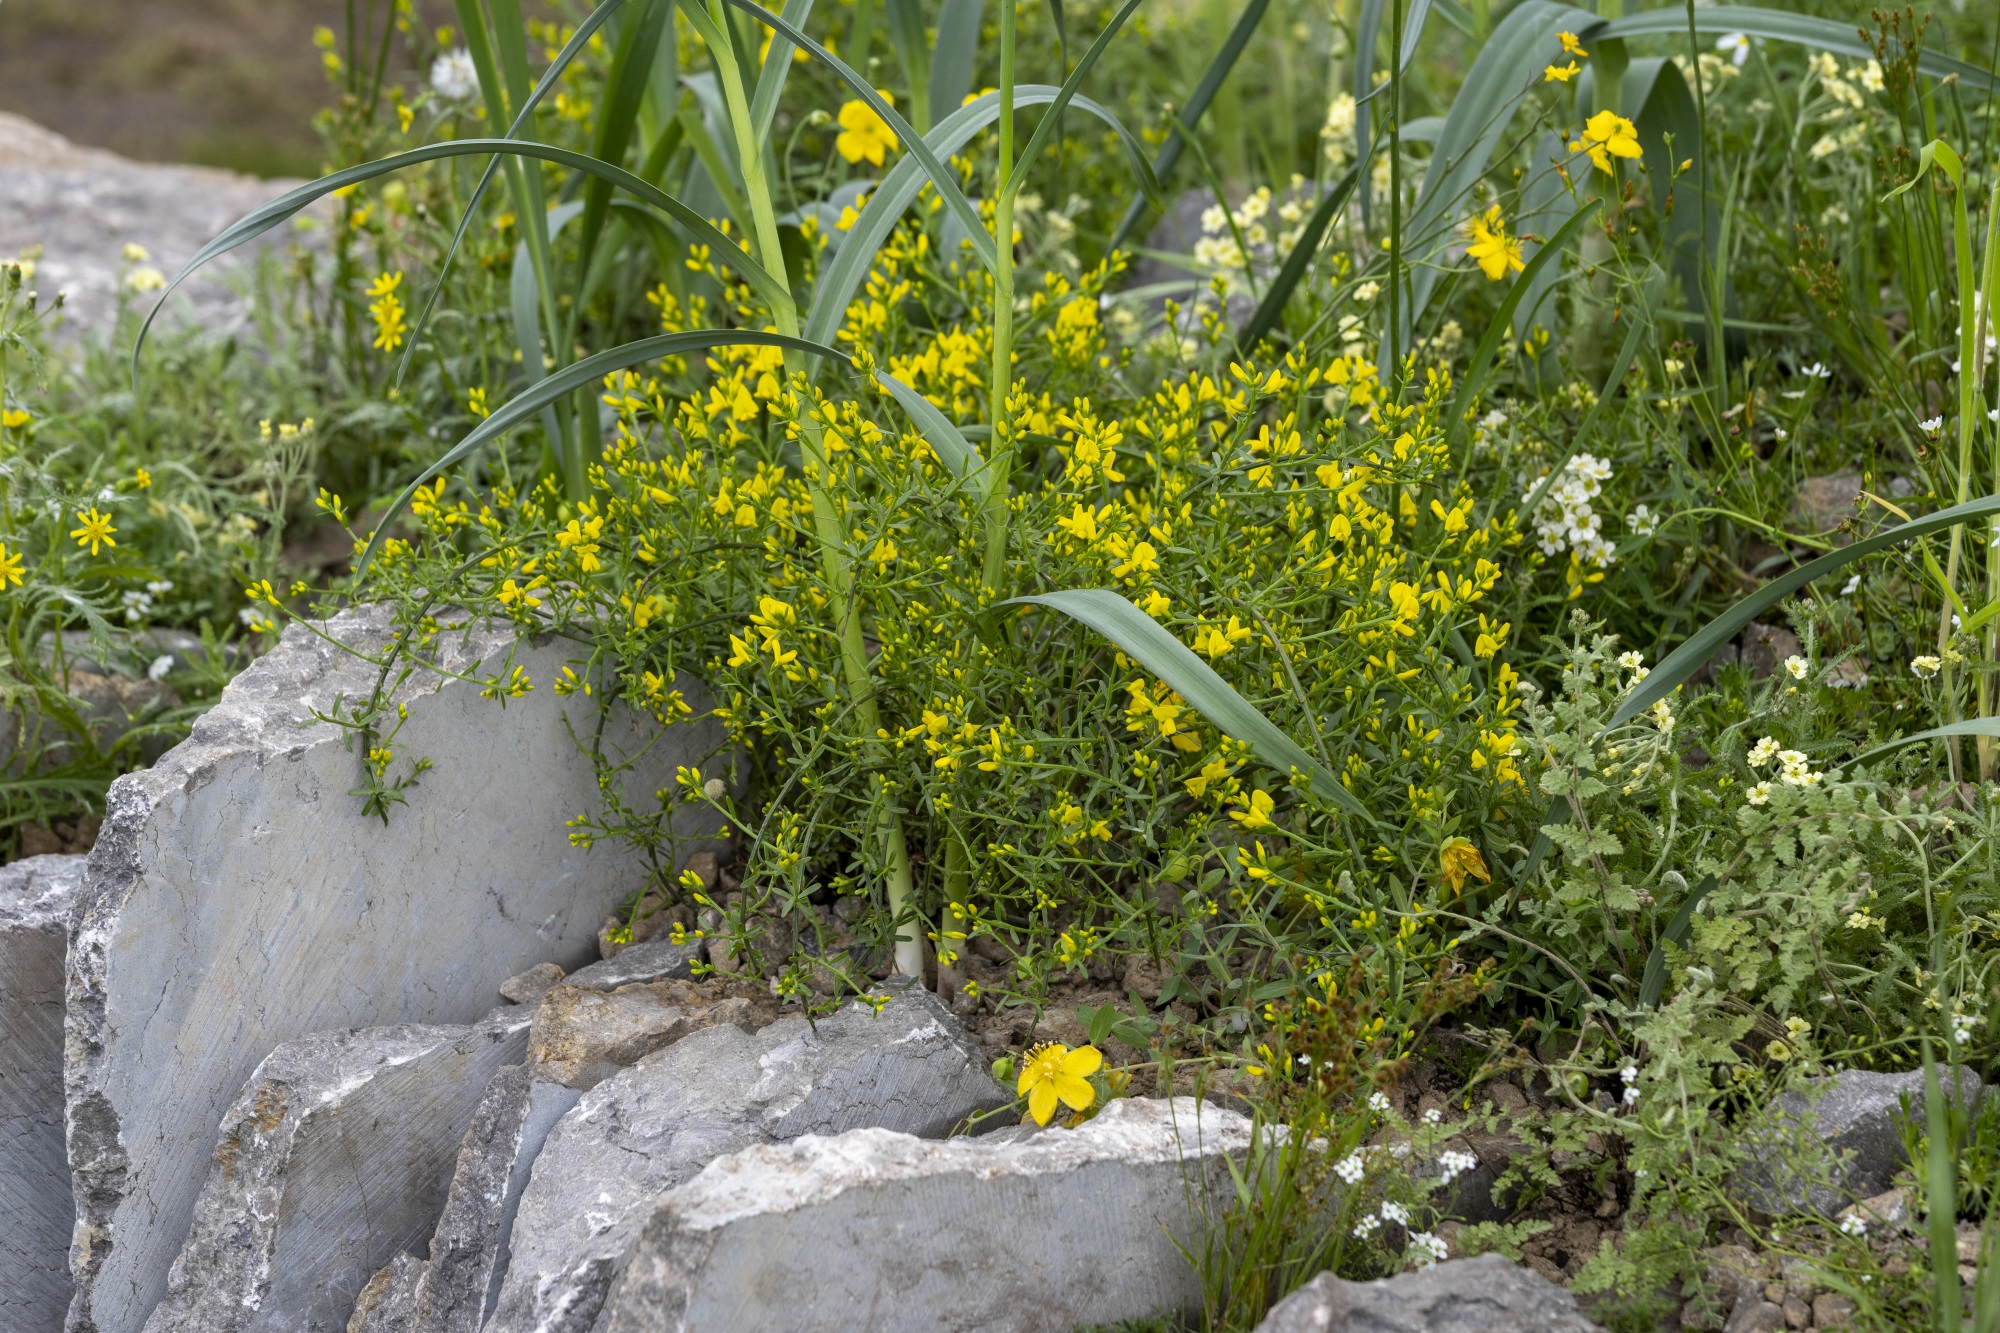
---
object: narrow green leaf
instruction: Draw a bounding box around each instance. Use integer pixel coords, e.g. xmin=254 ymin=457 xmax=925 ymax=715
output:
xmin=930 ymin=0 xmax=985 ymax=126
xmin=713 ymin=0 xmax=999 ymax=274
xmin=1849 ymin=718 xmax=2000 ymax=770
xmin=136 ymin=138 xmax=792 ymax=358
xmin=1444 ymin=197 xmax=1601 ymax=445
xmin=1589 ymin=7 xmax=2000 ymax=92
xmin=1003 ymin=589 xmax=1374 ymax=822
xmin=806 ymin=86 xmax=1148 ymax=346
xmin=882 ymin=0 xmax=930 ymax=128
xmin=357 ymin=331 xmax=850 ymax=575
xmin=1108 ymin=0 xmax=1273 ymax=251
xmin=1235 ymin=163 xmax=1362 ymax=355
xmin=749 ymin=0 xmax=816 ymax=140
xmin=872 ymin=369 xmax=988 ymax=494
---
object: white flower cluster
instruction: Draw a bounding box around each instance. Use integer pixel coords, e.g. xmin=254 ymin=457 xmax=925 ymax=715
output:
xmin=1367 ymin=1090 xmax=1392 ymax=1113
xmin=1320 ymin=93 xmax=1358 ymax=167
xmin=1194 ymin=181 xmax=1315 ymax=298
xmin=1745 ymin=736 xmax=1821 ymax=804
xmin=1954 ymin=1012 xmax=1983 ymax=1046
xmin=1620 ymin=1064 xmax=1640 ymax=1107
xmin=1524 ymin=453 xmax=1617 ymax=566
xmin=1333 ymin=1152 xmax=1367 ymax=1185
xmin=431 ymin=49 xmax=480 ymax=102
xmin=120 ymin=578 xmax=174 ymax=624
xmin=1434 ymin=1150 xmax=1478 ymax=1185
xmin=1409 ymin=1231 xmax=1449 ymax=1269
xmin=1839 ymin=1213 xmax=1869 ymax=1238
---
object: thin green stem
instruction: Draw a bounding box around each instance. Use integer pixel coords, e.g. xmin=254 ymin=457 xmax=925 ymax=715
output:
xmin=981 ymin=0 xmax=1019 ymax=597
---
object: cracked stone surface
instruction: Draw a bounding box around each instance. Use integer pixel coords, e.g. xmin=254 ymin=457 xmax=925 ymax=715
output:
xmin=599 ymin=1096 xmax=1253 ymax=1333
xmin=143 ymin=1009 xmax=531 ymax=1333
xmin=527 ymin=977 xmax=779 ymax=1092
xmin=1252 ymin=1255 xmax=1606 ymax=1332
xmin=486 ymin=986 xmax=1009 ymax=1333
xmin=0 ymin=111 xmax=320 ymax=340
xmin=64 ymin=604 xmax=729 ymax=1333
xmin=1 ymin=853 xmax=87 ymax=1330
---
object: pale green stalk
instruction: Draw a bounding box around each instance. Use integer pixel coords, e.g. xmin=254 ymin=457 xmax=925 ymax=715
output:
xmin=1937 ymin=161 xmax=1976 ymax=778
xmin=1979 ymin=182 xmax=2000 ymax=780
xmin=980 ymin=0 xmax=1019 ymax=596
xmin=706 ymin=0 xmax=922 ymax=976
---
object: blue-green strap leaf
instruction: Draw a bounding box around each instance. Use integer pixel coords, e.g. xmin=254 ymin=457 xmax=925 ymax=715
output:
xmin=872 ymin=370 xmax=988 ymax=495
xmin=1003 ymin=589 xmax=1374 ymax=822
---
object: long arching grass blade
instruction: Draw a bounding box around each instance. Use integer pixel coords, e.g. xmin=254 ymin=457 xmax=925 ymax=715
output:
xmin=710 ymin=0 xmax=1000 ymax=274
xmin=806 ymin=86 xmax=1146 ymax=346
xmin=1443 ymin=197 xmax=1601 ymax=444
xmin=1590 ymin=6 xmax=2000 ymax=91
xmin=1001 ymin=0 xmax=1159 ymax=203
xmin=749 ymin=0 xmax=817 ymax=139
xmin=1235 ymin=163 xmax=1362 ymax=354
xmin=358 ymin=330 xmax=850 ymax=576
xmin=873 ymin=370 xmax=988 ymax=494
xmin=1004 ymin=589 xmax=1374 ymax=821
xmin=929 ymin=0 xmax=985 ymax=126
xmin=136 ymin=139 xmax=792 ymax=352
xmin=1850 ymin=719 xmax=2000 ymax=769
xmin=1517 ymin=492 xmax=2000 ymax=888
xmin=1108 ymin=0 xmax=1273 ymax=251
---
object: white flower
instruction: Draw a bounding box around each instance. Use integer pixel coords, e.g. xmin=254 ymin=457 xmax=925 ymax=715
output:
xmin=148 ymin=654 xmax=175 ymax=681
xmin=1840 ymin=1213 xmax=1869 ymax=1237
xmin=1784 ymin=655 xmax=1809 ymax=680
xmin=1352 ymin=1212 xmax=1382 ymax=1238
xmin=122 ymin=266 xmax=167 ymax=294
xmin=1368 ymin=1091 xmax=1391 ymax=1113
xmin=1799 ymin=361 xmax=1832 ymax=379
xmin=430 ymin=48 xmax=480 ymax=101
xmin=1747 ymin=781 xmax=1774 ymax=806
xmin=1422 ymin=1107 xmax=1443 ymax=1125
xmin=1334 ymin=1153 xmax=1366 ymax=1185
xmin=1617 ymin=651 xmax=1644 ymax=670
xmin=1620 ymin=1065 xmax=1639 ymax=1085
xmin=1435 ymin=1149 xmax=1478 ymax=1185
xmin=1649 ymin=699 xmax=1675 ymax=734
xmin=1409 ymin=1231 xmax=1449 ymax=1269
xmin=1954 ymin=1013 xmax=1982 ymax=1045
xmin=1921 ymin=415 xmax=1944 ymax=435
xmin=1625 ymin=504 xmax=1658 ymax=536
xmin=1841 ymin=573 xmax=1861 ymax=596
xmin=1622 ymin=1085 xmax=1641 ymax=1106
xmin=1353 ymin=281 xmax=1380 ymax=303
xmin=1912 ymin=655 xmax=1942 ymax=679
xmin=1748 ymin=736 xmax=1779 ymax=767
xmin=1380 ymin=1201 xmax=1411 ymax=1226
xmin=1716 ymin=32 xmax=1752 ymax=66
xmin=147 ymin=578 xmax=174 ymax=596
xmin=1773 ymin=426 xmax=1788 ymax=442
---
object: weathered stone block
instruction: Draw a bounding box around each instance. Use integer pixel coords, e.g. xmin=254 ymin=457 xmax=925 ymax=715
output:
xmin=1252 ymin=1255 xmax=1605 ymax=1332
xmin=347 ymin=1254 xmax=423 ymax=1333
xmin=64 ymin=605 xmax=727 ymax=1333
xmin=599 ymin=1096 xmax=1252 ymax=1332
xmin=563 ymin=937 xmax=704 ymax=991
xmin=1744 ymin=1067 xmax=1983 ymax=1216
xmin=1 ymin=853 xmax=86 ymax=1331
xmin=527 ymin=977 xmax=778 ymax=1091
xmin=496 ymin=963 xmax=565 ymax=1006
xmin=142 ymin=1008 xmax=531 ymax=1333
xmin=488 ymin=986 xmax=1008 ymax=1333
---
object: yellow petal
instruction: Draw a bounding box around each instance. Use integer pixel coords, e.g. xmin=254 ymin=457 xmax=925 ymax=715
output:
xmin=1028 ymin=1081 xmax=1060 ymax=1125
xmin=1052 ymin=1072 xmax=1097 ymax=1111
xmin=1062 ymin=1045 xmax=1104 ymax=1078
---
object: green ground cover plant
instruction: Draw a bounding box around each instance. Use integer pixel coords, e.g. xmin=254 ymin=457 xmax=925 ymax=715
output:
xmin=17 ymin=0 xmax=2000 ymax=1324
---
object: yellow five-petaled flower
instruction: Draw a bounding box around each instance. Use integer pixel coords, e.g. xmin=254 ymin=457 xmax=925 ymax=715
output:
xmin=0 ymin=542 xmax=23 ymax=589
xmin=1579 ymin=110 xmax=1643 ymax=175
xmin=1466 ymin=205 xmax=1524 ymax=281
xmin=71 ymin=508 xmax=117 ymax=556
xmin=1439 ymin=838 xmax=1491 ymax=893
xmin=1016 ymin=1041 xmax=1102 ymax=1125
xmin=835 ymin=95 xmax=899 ymax=167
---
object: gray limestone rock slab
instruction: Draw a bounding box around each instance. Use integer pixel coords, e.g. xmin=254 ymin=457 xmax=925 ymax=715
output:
xmin=1251 ymin=1255 xmax=1606 ymax=1332
xmin=488 ymin=986 xmax=1009 ymax=1333
xmin=1 ymin=853 xmax=87 ymax=1330
xmin=563 ymin=937 xmax=705 ymax=991
xmin=404 ymin=1065 xmax=583 ymax=1333
xmin=142 ymin=1008 xmax=532 ymax=1333
xmin=527 ymin=978 xmax=778 ymax=1092
xmin=64 ymin=604 xmax=728 ymax=1333
xmin=599 ymin=1096 xmax=1253 ymax=1333
xmin=0 ymin=111 xmax=322 ymax=339
xmin=497 ymin=963 xmax=566 ymax=1006
xmin=347 ymin=1252 xmax=424 ymax=1333
xmin=1744 ymin=1067 xmax=1983 ymax=1217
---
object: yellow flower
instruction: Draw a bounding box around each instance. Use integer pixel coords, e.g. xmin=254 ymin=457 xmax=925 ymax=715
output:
xmin=1558 ymin=30 xmax=1588 ymax=56
xmin=70 ymin=508 xmax=118 ymax=556
xmin=1580 ymin=110 xmax=1643 ymax=174
xmin=1229 ymin=788 xmax=1276 ymax=830
xmin=1016 ymin=1041 xmax=1102 ymax=1125
xmin=835 ymin=95 xmax=899 ymax=167
xmin=134 ymin=467 xmax=152 ymax=489
xmin=1137 ymin=588 xmax=1171 ymax=618
xmin=368 ymin=271 xmax=407 ymax=351
xmin=2 ymin=408 xmax=30 ymax=430
xmin=468 ymin=386 xmax=490 ymax=418
xmin=0 ymin=542 xmax=23 ymax=589
xmin=1192 ymin=615 xmax=1253 ymax=659
xmin=1465 ymin=204 xmax=1524 ymax=281
xmin=1544 ymin=61 xmax=1581 ymax=83
xmin=1439 ymin=838 xmax=1491 ymax=893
